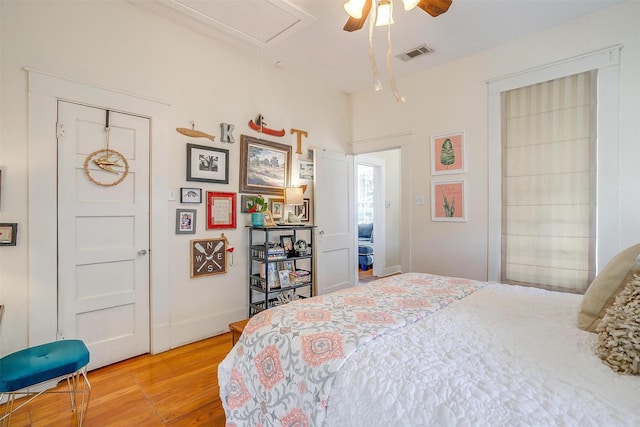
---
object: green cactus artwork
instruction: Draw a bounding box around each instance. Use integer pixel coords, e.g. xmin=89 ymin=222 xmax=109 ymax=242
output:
xmin=439 ymin=138 xmax=455 ymax=169
xmin=442 ymin=190 xmax=455 ymax=217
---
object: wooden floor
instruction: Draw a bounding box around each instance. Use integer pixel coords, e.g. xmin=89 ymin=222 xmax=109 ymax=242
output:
xmin=358 ymin=267 xmax=376 ymax=284
xmin=1 ymin=333 xmax=233 ymax=426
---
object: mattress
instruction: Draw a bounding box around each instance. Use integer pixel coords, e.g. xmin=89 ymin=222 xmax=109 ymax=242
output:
xmin=219 ymin=273 xmax=640 ymax=426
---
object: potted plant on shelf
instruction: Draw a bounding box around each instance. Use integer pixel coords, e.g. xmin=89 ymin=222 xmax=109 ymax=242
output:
xmin=247 ymin=195 xmax=268 ymax=227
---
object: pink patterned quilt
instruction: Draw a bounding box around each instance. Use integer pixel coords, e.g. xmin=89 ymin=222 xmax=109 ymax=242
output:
xmin=218 ymin=273 xmax=486 ymax=426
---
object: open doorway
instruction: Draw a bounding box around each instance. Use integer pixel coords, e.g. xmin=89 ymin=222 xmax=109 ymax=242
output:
xmin=355 ymin=150 xmax=402 ymax=283
xmin=357 ymin=162 xmax=377 ymax=283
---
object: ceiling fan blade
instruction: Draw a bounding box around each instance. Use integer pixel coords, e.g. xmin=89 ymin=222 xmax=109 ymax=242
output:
xmin=343 ymin=0 xmax=372 ymax=32
xmin=417 ymin=0 xmax=452 ymax=17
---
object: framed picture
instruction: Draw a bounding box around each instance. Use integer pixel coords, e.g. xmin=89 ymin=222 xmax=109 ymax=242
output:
xmin=270 ymin=198 xmax=285 ymax=220
xmin=279 ymin=260 xmax=294 ymax=272
xmin=190 ymin=238 xmax=227 ymax=277
xmin=206 ymin=191 xmax=236 ymax=229
xmin=280 ymin=235 xmax=294 ymax=255
xmin=431 ymin=131 xmax=465 ymax=175
xmin=180 ymin=187 xmax=202 ymax=203
xmin=295 ymin=198 xmax=310 ymax=222
xmin=432 ymin=180 xmax=467 ymax=222
xmin=187 ymin=143 xmax=229 ymax=184
xmin=278 ymin=270 xmax=291 ymax=288
xmin=298 ymin=160 xmax=314 ymax=180
xmin=240 ymin=134 xmax=292 ymax=196
xmin=175 ymin=209 xmax=197 ymax=234
xmin=240 ymin=195 xmax=253 ymax=213
xmin=263 ymin=210 xmax=276 ymax=227
xmin=0 ymin=223 xmax=17 ymax=246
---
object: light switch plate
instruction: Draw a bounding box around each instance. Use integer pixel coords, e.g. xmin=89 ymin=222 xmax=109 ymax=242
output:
xmin=414 ymin=195 xmax=425 ymax=205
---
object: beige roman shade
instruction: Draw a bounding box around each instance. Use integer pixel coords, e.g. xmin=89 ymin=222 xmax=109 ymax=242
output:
xmin=501 ymin=71 xmax=596 ymax=292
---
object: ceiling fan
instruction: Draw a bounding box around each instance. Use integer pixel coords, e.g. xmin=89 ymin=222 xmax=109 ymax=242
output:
xmin=343 ymin=0 xmax=452 ymax=32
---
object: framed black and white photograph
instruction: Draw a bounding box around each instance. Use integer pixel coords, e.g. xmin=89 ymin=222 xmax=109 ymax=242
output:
xmin=180 ymin=187 xmax=202 ymax=203
xmin=240 ymin=134 xmax=291 ymax=196
xmin=299 ymin=160 xmax=314 ymax=180
xmin=187 ymin=143 xmax=229 ymax=184
xmin=176 ymin=209 xmax=197 ymax=234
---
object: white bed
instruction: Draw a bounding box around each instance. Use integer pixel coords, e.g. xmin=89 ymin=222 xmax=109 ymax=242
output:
xmin=218 ymin=273 xmax=640 ymax=426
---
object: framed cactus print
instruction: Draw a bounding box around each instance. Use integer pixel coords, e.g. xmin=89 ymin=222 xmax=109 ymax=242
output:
xmin=432 ymin=180 xmax=466 ymax=222
xmin=431 ymin=131 xmax=465 ymax=175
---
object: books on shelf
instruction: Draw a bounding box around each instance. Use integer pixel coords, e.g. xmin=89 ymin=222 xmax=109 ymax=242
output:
xmin=289 ymin=270 xmax=311 ymax=285
xmin=258 ymin=263 xmax=310 ymax=289
xmin=252 ymin=243 xmax=288 ymax=260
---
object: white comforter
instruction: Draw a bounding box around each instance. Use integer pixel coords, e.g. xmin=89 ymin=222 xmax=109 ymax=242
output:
xmin=326 ymin=283 xmax=640 ymax=426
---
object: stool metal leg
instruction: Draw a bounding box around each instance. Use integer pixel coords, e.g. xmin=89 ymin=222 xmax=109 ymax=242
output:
xmin=0 ymin=367 xmax=91 ymax=427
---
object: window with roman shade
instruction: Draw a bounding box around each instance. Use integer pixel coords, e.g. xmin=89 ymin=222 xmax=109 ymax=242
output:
xmin=501 ymin=71 xmax=596 ymax=292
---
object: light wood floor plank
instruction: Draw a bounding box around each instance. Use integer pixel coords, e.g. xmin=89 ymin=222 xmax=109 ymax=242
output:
xmin=1 ymin=333 xmax=232 ymax=426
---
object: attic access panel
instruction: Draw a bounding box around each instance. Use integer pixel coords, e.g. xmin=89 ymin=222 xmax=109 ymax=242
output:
xmin=160 ymin=0 xmax=314 ymax=46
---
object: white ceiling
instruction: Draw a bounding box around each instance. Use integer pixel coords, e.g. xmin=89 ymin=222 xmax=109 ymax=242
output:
xmin=131 ymin=0 xmax=624 ymax=94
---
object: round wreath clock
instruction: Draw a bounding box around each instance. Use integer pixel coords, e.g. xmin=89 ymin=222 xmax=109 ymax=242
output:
xmin=84 ymin=149 xmax=129 ymax=187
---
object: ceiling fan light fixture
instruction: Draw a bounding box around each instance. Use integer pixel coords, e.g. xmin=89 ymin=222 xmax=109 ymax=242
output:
xmin=402 ymin=0 xmax=420 ymax=11
xmin=344 ymin=0 xmax=366 ymax=19
xmin=375 ymin=0 xmax=394 ymax=26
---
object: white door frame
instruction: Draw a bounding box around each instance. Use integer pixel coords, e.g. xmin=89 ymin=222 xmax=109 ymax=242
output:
xmin=27 ymin=68 xmax=172 ymax=354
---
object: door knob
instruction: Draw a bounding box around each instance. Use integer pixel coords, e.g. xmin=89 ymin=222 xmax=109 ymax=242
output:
xmin=138 ymin=249 xmax=148 ymax=256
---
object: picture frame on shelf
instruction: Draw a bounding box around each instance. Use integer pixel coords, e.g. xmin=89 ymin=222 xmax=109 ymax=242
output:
xmin=187 ymin=143 xmax=229 ymax=184
xmin=431 ymin=131 xmax=465 ymax=175
xmin=175 ymin=209 xmax=197 ymax=234
xmin=190 ymin=237 xmax=227 ymax=277
xmin=0 ymin=223 xmax=18 ymax=246
xmin=262 ymin=209 xmax=276 ymax=227
xmin=431 ymin=179 xmax=467 ymax=222
xmin=270 ymin=198 xmax=285 ymax=220
xmin=279 ymin=260 xmax=294 ymax=272
xmin=295 ymin=198 xmax=310 ymax=222
xmin=180 ymin=187 xmax=202 ymax=203
xmin=239 ymin=134 xmax=291 ymax=196
xmin=206 ymin=191 xmax=236 ymax=229
xmin=278 ymin=270 xmax=291 ymax=288
xmin=280 ymin=235 xmax=294 ymax=255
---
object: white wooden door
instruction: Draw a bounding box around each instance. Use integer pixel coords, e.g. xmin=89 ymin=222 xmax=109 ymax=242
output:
xmin=313 ymin=149 xmax=356 ymax=295
xmin=57 ymin=101 xmax=150 ymax=370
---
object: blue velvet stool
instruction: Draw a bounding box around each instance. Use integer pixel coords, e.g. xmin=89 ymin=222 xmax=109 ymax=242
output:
xmin=0 ymin=339 xmax=91 ymax=426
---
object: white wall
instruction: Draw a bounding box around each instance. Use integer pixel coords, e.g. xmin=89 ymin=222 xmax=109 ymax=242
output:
xmin=0 ymin=0 xmax=350 ymax=355
xmin=350 ymin=1 xmax=640 ymax=281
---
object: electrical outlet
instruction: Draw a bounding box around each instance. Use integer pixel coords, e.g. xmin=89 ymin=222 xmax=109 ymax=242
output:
xmin=414 ymin=195 xmax=425 ymax=205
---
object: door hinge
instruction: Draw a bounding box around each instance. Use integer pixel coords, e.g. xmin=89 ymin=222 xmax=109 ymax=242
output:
xmin=56 ymin=122 xmax=66 ymax=138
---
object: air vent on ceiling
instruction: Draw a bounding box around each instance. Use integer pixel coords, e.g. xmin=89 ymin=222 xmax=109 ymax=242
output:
xmin=396 ymin=44 xmax=433 ymax=62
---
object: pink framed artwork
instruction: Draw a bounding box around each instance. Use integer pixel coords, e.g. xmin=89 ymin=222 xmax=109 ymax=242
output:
xmin=431 ymin=131 xmax=465 ymax=175
xmin=432 ymin=180 xmax=466 ymax=222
